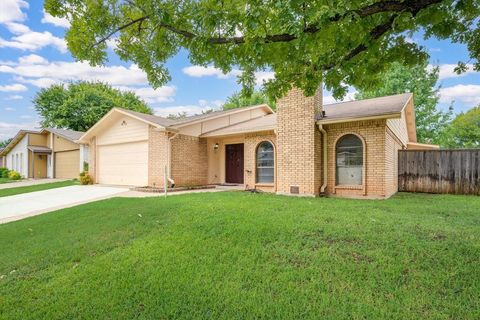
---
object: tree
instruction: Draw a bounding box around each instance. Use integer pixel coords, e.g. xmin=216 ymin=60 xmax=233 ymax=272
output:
xmin=223 ymin=90 xmax=276 ymax=110
xmin=45 ymin=0 xmax=479 ymax=100
xmin=442 ymin=106 xmax=480 ymax=148
xmin=355 ymin=61 xmax=452 ymax=144
xmin=166 ymin=112 xmax=188 ymax=120
xmin=0 ymin=138 xmax=12 ymax=149
xmin=34 ymin=81 xmax=152 ymax=132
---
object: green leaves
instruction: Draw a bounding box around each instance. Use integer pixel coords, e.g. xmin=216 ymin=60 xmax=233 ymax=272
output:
xmin=33 ymin=81 xmax=152 ymax=132
xmin=355 ymin=61 xmax=452 ymax=145
xmin=442 ymin=106 xmax=480 ymax=148
xmin=45 ymin=0 xmax=480 ymax=99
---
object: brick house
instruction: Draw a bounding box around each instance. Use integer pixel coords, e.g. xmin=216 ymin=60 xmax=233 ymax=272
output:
xmin=79 ymin=88 xmax=437 ymax=198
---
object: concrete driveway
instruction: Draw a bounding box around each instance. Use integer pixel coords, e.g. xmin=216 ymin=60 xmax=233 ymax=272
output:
xmin=0 ymin=185 xmax=127 ymax=224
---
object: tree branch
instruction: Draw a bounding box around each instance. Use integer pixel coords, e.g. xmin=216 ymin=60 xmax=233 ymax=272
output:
xmin=93 ymin=0 xmax=442 ymax=47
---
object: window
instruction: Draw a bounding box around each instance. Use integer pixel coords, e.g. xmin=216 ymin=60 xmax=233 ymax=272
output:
xmin=256 ymin=141 xmax=274 ymax=183
xmin=11 ymin=155 xmax=14 ymax=170
xmin=336 ymin=134 xmax=363 ymax=185
xmin=20 ymin=153 xmax=23 ymax=174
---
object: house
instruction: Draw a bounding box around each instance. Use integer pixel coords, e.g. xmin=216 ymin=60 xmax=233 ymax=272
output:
xmin=0 ymin=128 xmax=88 ymax=179
xmin=79 ymin=88 xmax=438 ymax=198
xmin=0 ymin=148 xmax=4 ymax=167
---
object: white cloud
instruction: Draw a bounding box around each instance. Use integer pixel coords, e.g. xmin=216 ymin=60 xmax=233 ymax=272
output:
xmin=0 ymin=57 xmax=150 ymax=87
xmin=254 ymin=71 xmax=275 ymax=86
xmin=5 ymin=95 xmax=23 ymax=100
xmin=182 ymin=66 xmax=241 ymax=79
xmin=0 ymin=83 xmax=27 ymax=92
xmin=41 ymin=10 xmax=70 ymax=28
xmin=439 ymin=84 xmax=480 ymax=105
xmin=4 ymin=21 xmax=29 ymax=34
xmin=0 ymin=29 xmax=67 ymax=52
xmin=15 ymin=76 xmax=60 ymax=88
xmin=18 ymin=54 xmax=49 ymax=65
xmin=19 ymin=115 xmax=32 ymax=119
xmin=0 ymin=120 xmax=39 ymax=140
xmin=4 ymin=107 xmax=15 ymax=111
xmin=182 ymin=65 xmax=275 ymax=86
xmin=115 ymin=85 xmax=176 ymax=103
xmin=429 ymin=64 xmax=477 ymax=80
xmin=0 ymin=0 xmax=28 ymax=24
xmin=323 ymin=89 xmax=357 ymax=105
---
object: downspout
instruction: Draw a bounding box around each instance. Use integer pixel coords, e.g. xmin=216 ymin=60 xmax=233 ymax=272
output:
xmin=167 ymin=132 xmax=178 ymax=187
xmin=318 ymin=124 xmax=328 ymax=195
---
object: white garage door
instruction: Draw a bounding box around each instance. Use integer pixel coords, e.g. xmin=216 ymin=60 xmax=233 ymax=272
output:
xmin=97 ymin=141 xmax=148 ymax=186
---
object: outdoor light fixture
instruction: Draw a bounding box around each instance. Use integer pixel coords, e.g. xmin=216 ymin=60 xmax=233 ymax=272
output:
xmin=213 ymin=143 xmax=219 ymax=151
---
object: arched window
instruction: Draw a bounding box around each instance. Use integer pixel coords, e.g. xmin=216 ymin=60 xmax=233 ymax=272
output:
xmin=256 ymin=141 xmax=274 ymax=183
xmin=336 ymin=134 xmax=363 ymax=185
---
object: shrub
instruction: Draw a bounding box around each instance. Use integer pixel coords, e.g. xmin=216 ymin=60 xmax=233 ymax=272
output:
xmin=8 ymin=170 xmax=21 ymax=180
xmin=0 ymin=167 xmax=9 ymax=178
xmin=79 ymin=171 xmax=93 ymax=185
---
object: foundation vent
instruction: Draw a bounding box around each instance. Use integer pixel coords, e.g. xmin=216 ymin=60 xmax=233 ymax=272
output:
xmin=290 ymin=186 xmax=300 ymax=194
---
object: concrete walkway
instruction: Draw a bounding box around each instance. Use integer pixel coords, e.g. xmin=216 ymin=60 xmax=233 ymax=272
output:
xmin=0 ymin=185 xmax=127 ymax=224
xmin=0 ymin=178 xmax=68 ymax=190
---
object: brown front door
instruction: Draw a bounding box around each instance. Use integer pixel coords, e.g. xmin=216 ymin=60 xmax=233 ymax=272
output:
xmin=225 ymin=144 xmax=244 ymax=184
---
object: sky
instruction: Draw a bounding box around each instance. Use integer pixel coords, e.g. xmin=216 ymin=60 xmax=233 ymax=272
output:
xmin=0 ymin=0 xmax=479 ymax=140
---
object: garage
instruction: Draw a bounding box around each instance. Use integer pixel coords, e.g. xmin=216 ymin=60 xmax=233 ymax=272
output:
xmin=55 ymin=150 xmax=80 ymax=179
xmin=97 ymin=141 xmax=148 ymax=186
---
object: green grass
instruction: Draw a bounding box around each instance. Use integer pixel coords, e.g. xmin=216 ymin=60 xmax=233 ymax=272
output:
xmin=0 ymin=192 xmax=478 ymax=319
xmin=0 ymin=178 xmax=15 ymax=184
xmin=0 ymin=180 xmax=78 ymax=197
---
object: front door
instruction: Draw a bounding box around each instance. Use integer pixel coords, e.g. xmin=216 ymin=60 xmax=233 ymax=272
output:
xmin=225 ymin=144 xmax=244 ymax=184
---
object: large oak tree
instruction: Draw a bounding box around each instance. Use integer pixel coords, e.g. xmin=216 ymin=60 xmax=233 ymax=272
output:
xmin=45 ymin=0 xmax=479 ymax=99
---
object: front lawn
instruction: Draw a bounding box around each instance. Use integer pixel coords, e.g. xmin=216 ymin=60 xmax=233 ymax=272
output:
xmin=0 ymin=178 xmax=14 ymax=184
xmin=0 ymin=180 xmax=78 ymax=198
xmin=0 ymin=192 xmax=478 ymax=319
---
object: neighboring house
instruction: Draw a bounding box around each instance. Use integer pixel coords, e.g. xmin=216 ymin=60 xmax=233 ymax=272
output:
xmin=79 ymin=89 xmax=438 ymax=198
xmin=0 ymin=128 xmax=87 ymax=179
xmin=0 ymin=148 xmax=4 ymax=167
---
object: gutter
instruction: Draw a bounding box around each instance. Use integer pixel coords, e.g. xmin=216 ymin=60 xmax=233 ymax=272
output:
xmin=318 ymin=124 xmax=328 ymax=195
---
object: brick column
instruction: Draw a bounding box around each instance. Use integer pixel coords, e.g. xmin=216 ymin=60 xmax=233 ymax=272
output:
xmin=276 ymin=87 xmax=323 ymax=196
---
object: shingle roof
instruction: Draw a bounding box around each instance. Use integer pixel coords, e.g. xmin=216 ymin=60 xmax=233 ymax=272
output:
xmin=43 ymin=128 xmax=84 ymax=142
xmin=201 ymin=114 xmax=277 ymax=137
xmin=118 ymin=108 xmax=178 ymax=127
xmin=317 ymin=93 xmax=412 ymax=122
xmin=27 ymin=146 xmax=52 ymax=153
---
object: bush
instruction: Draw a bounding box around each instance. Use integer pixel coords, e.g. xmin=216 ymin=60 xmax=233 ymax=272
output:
xmin=0 ymin=167 xmax=9 ymax=178
xmin=79 ymin=171 xmax=93 ymax=185
xmin=8 ymin=170 xmax=21 ymax=180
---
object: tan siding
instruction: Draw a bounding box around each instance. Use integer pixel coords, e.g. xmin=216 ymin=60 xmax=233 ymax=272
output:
xmin=386 ymin=110 xmax=409 ymax=146
xmin=28 ymin=133 xmax=48 ymax=146
xmin=202 ymin=117 xmax=230 ymax=133
xmin=97 ymin=115 xmax=149 ymax=145
xmin=384 ymin=129 xmax=402 ymax=197
xmin=53 ymin=134 xmax=79 ymax=152
xmin=178 ymin=123 xmax=202 ymax=136
xmin=55 ymin=150 xmax=80 ymax=179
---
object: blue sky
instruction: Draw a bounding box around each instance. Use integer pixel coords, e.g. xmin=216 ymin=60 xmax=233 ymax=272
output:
xmin=0 ymin=0 xmax=479 ymax=140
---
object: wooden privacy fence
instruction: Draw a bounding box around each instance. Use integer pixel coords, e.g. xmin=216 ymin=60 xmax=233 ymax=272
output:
xmin=398 ymin=149 xmax=480 ymax=195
